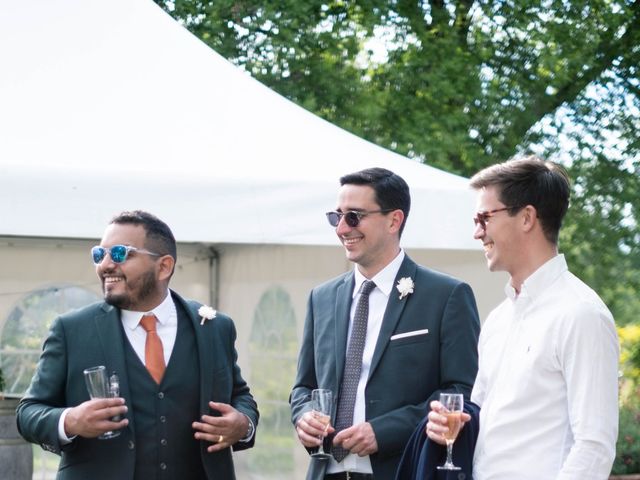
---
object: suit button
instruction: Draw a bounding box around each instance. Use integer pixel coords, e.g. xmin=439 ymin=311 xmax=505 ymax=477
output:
xmin=158 ymin=392 xmax=164 ymax=399
xmin=160 ymin=463 xmax=167 ymax=470
xmin=160 ymin=438 xmax=167 ymax=446
xmin=160 ymin=416 xmax=167 ymax=423
xmin=127 ymin=440 xmax=135 ymax=450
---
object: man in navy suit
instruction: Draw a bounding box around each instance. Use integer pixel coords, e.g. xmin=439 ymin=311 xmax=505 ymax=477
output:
xmin=18 ymin=210 xmax=258 ymax=479
xmin=290 ymin=168 xmax=480 ymax=479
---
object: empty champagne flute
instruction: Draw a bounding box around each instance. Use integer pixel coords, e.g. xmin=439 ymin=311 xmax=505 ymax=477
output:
xmin=436 ymin=392 xmax=464 ymax=471
xmin=83 ymin=365 xmax=121 ymax=439
xmin=310 ymin=389 xmax=333 ymax=458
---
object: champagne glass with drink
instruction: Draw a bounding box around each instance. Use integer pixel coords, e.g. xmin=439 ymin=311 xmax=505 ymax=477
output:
xmin=310 ymin=389 xmax=333 ymax=459
xmin=436 ymin=392 xmax=464 ymax=471
xmin=83 ymin=365 xmax=121 ymax=439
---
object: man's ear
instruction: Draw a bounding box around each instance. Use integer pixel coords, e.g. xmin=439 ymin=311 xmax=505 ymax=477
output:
xmin=521 ymin=205 xmax=538 ymax=233
xmin=389 ymin=209 xmax=405 ymax=235
xmin=157 ymin=255 xmax=175 ymax=281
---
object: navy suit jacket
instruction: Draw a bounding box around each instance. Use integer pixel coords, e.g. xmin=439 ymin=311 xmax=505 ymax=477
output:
xmin=16 ymin=290 xmax=258 ymax=480
xmin=395 ymin=401 xmax=480 ymax=480
xmin=290 ymin=255 xmax=480 ymax=479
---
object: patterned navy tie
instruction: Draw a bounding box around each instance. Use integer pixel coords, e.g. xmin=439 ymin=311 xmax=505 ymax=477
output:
xmin=332 ymin=279 xmax=376 ymax=462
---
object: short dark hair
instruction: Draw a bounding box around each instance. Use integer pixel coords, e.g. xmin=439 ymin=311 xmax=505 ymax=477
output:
xmin=340 ymin=167 xmax=411 ymax=236
xmin=110 ymin=210 xmax=177 ymax=262
xmin=469 ymin=155 xmax=570 ymax=244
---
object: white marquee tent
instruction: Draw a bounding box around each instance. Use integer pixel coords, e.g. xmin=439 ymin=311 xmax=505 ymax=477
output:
xmin=0 ymin=1 xmax=504 ymax=477
xmin=0 ymin=0 xmax=481 ymax=249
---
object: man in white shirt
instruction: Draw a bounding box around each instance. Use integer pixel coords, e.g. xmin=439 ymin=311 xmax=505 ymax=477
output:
xmin=426 ymin=156 xmax=619 ymax=479
xmin=17 ymin=210 xmax=258 ymax=479
xmin=290 ymin=168 xmax=481 ymax=479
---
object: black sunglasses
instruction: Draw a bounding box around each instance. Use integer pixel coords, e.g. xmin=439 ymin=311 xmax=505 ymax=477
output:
xmin=473 ymin=206 xmax=521 ymax=230
xmin=91 ymin=245 xmax=161 ymax=265
xmin=325 ymin=209 xmax=394 ymax=228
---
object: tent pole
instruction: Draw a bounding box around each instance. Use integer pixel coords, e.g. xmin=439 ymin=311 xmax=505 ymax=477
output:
xmin=207 ymin=246 xmax=220 ymax=308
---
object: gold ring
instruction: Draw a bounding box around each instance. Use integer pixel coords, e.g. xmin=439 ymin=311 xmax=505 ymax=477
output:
xmin=219 ymin=435 xmax=224 ymax=443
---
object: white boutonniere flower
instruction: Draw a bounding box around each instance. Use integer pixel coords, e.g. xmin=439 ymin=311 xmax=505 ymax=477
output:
xmin=198 ymin=305 xmax=217 ymax=325
xmin=396 ymin=277 xmax=415 ymax=300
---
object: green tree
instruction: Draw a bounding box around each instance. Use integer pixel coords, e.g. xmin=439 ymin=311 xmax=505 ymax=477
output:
xmin=155 ymin=0 xmax=640 ymax=325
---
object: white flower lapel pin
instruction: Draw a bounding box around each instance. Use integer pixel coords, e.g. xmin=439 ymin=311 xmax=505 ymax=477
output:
xmin=198 ymin=305 xmax=217 ymax=325
xmin=396 ymin=277 xmax=414 ymax=300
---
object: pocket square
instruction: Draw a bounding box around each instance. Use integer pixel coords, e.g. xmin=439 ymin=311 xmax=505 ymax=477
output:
xmin=390 ymin=329 xmax=429 ymax=340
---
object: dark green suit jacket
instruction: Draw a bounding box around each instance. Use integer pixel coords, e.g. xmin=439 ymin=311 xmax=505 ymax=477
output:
xmin=17 ymin=290 xmax=258 ymax=480
xmin=290 ymin=256 xmax=480 ymax=479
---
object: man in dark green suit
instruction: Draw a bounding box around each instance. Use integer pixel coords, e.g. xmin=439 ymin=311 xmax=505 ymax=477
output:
xmin=17 ymin=210 xmax=258 ymax=479
xmin=290 ymin=168 xmax=480 ymax=480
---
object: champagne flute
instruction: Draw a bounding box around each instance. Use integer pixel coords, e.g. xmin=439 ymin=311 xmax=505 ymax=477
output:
xmin=310 ymin=389 xmax=333 ymax=459
xmin=436 ymin=392 xmax=464 ymax=471
xmin=83 ymin=365 xmax=121 ymax=439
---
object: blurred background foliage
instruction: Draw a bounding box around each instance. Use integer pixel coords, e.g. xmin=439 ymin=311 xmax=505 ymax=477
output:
xmin=154 ymin=0 xmax=639 ymax=326
xmin=154 ymin=0 xmax=639 ymax=472
xmin=616 ymin=324 xmax=640 ymax=474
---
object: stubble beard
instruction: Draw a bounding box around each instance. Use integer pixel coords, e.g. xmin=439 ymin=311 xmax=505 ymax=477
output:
xmin=103 ymin=270 xmax=158 ymax=310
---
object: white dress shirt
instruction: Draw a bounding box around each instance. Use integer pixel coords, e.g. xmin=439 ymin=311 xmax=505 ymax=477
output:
xmin=471 ymin=255 xmax=619 ymax=480
xmin=327 ymin=250 xmax=405 ymax=474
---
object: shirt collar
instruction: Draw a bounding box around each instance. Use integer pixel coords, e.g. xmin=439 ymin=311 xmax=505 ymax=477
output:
xmin=504 ymin=254 xmax=568 ymax=301
xmin=353 ymin=249 xmax=405 ymax=298
xmin=121 ymin=289 xmax=174 ymax=331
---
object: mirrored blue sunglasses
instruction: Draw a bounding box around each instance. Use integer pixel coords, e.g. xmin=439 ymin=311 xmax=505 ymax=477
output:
xmin=91 ymin=245 xmax=161 ymax=265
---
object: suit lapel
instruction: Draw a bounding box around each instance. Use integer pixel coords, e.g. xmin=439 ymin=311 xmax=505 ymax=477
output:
xmin=93 ymin=303 xmax=134 ymax=434
xmin=368 ymin=256 xmax=418 ymax=380
xmin=334 ymin=273 xmax=355 ymax=385
xmin=171 ymin=291 xmax=215 ymax=414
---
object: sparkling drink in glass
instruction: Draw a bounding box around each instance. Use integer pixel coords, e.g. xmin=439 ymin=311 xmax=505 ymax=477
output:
xmin=310 ymin=389 xmax=333 ymax=459
xmin=436 ymin=393 xmax=464 ymax=471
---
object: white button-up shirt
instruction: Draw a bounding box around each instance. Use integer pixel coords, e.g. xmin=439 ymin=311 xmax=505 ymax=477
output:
xmin=472 ymin=255 xmax=619 ymax=480
xmin=327 ymin=249 xmax=405 ymax=474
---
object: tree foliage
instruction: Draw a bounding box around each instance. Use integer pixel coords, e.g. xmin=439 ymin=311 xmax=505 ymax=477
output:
xmin=155 ymin=0 xmax=640 ymax=325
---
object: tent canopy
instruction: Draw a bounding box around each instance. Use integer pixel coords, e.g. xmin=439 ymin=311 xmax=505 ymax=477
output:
xmin=0 ymin=0 xmax=478 ymax=249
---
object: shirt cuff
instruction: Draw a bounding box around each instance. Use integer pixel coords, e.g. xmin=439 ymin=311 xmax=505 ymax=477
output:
xmin=58 ymin=408 xmax=77 ymax=445
xmin=238 ymin=415 xmax=255 ymax=443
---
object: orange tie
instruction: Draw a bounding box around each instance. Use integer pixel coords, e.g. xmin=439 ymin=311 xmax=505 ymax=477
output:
xmin=140 ymin=314 xmax=165 ymax=384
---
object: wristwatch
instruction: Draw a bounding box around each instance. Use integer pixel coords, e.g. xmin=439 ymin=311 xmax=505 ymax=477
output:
xmin=241 ymin=415 xmax=255 ymax=442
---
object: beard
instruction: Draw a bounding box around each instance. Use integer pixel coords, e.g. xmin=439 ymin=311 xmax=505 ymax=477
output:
xmin=103 ymin=269 xmax=157 ymax=310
